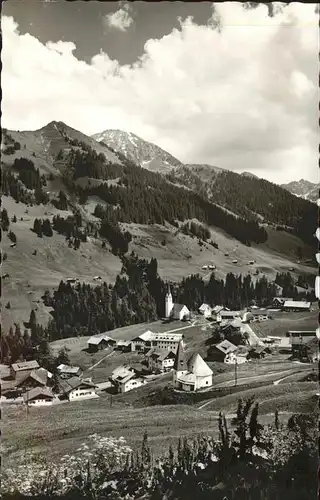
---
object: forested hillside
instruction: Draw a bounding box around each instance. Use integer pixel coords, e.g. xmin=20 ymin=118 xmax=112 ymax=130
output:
xmin=167 ymin=167 xmax=317 ymax=246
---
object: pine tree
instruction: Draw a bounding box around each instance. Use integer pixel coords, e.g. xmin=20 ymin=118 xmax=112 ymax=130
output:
xmin=141 ymin=431 xmax=151 ymax=468
xmin=1 ymin=209 xmax=10 ymax=231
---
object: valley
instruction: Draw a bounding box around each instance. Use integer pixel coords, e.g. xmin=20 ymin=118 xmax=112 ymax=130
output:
xmin=1 ymin=119 xmax=318 ymax=490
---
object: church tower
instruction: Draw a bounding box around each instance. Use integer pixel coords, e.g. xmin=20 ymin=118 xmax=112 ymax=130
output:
xmin=172 ymin=340 xmax=188 ymax=388
xmin=165 ymin=284 xmax=173 ymax=318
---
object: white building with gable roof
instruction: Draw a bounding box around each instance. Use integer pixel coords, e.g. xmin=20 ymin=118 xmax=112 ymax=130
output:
xmin=165 ymin=285 xmax=190 ymax=320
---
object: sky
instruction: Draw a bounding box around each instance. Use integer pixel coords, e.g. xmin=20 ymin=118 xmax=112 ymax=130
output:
xmin=2 ymin=1 xmax=319 ymax=184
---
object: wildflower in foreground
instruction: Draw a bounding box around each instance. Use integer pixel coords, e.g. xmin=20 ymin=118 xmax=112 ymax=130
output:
xmin=1 ymin=434 xmax=132 ymax=496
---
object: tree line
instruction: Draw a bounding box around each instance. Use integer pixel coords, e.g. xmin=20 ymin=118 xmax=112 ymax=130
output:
xmin=3 ymin=254 xmax=314 ymax=349
xmin=167 ymin=166 xmax=317 ymax=246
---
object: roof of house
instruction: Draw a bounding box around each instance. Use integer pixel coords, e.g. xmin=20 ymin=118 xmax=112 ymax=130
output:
xmin=23 ymin=387 xmax=54 ymax=403
xmin=212 ymin=306 xmax=223 ymax=314
xmin=273 ymin=297 xmax=293 ymax=302
xmin=219 ymin=310 xmax=240 ymax=317
xmin=249 ymin=309 xmax=269 ymax=316
xmin=152 ymin=333 xmax=183 ymax=342
xmin=59 ymin=376 xmax=96 ymax=394
xmin=173 ymin=304 xmax=189 ymax=314
xmin=150 ymin=350 xmax=176 ymax=361
xmin=288 ymin=330 xmax=315 ymax=335
xmin=133 ymin=330 xmax=155 ymax=342
xmin=215 ymin=340 xmax=238 ymax=355
xmin=283 ymin=301 xmax=311 ymax=308
xmin=11 ymin=360 xmax=40 ymax=372
xmin=199 ymin=303 xmax=212 ymax=311
xmin=250 ymin=346 xmax=267 ymax=354
xmin=118 ymin=372 xmax=137 ymax=384
xmin=88 ymin=333 xmax=116 ymax=345
xmin=116 ymin=340 xmax=132 ymax=346
xmin=57 ymin=364 xmax=81 ymax=374
xmin=111 ymin=365 xmax=135 ymax=380
xmin=187 ymin=353 xmax=213 ymax=377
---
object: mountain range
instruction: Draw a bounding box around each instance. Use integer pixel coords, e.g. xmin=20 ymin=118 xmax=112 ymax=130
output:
xmin=281 ymin=179 xmax=319 ymax=203
xmin=1 ymin=121 xmax=317 ymax=329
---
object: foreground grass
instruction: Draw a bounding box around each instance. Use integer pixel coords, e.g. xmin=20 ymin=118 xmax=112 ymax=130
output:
xmin=2 ymin=377 xmax=317 ymax=466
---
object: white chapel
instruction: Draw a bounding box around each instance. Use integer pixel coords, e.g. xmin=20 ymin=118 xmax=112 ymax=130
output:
xmin=165 ymin=285 xmax=190 ymax=321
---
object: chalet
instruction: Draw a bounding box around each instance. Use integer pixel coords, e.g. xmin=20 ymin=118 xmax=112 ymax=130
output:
xmin=217 ymin=310 xmax=240 ymax=323
xmin=272 ymin=297 xmax=293 ymax=308
xmin=115 ymin=340 xmax=132 ymax=352
xmin=198 ymin=303 xmax=212 ymax=318
xmin=23 ymin=387 xmax=54 ymax=407
xmin=243 ymin=309 xmax=270 ymax=323
xmin=10 ymin=360 xmax=40 ymax=379
xmin=248 ymin=346 xmax=269 ymax=359
xmin=146 ymin=349 xmax=176 ymax=373
xmin=109 ymin=365 xmax=147 ymax=393
xmin=1 ymin=364 xmax=53 ymax=399
xmin=173 ymin=342 xmax=213 ymax=392
xmin=283 ymin=301 xmax=311 ymax=312
xmin=57 ymin=364 xmax=82 ymax=379
xmin=297 ymin=337 xmax=319 ymax=363
xmin=224 ymin=351 xmax=248 ymax=364
xmin=287 ymin=330 xmax=316 ymax=357
xmin=207 ymin=339 xmax=238 ymax=362
xmin=87 ymin=334 xmax=116 ymax=352
xmin=59 ymin=377 xmax=98 ymax=401
xmin=131 ymin=330 xmax=154 ymax=352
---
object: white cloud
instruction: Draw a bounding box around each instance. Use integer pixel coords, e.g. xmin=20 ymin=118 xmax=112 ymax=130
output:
xmin=103 ymin=2 xmax=134 ymax=32
xmin=2 ymin=3 xmax=318 ymax=184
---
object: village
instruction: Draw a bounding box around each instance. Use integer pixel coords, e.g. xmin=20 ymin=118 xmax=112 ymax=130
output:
xmin=0 ymin=286 xmax=317 ymax=407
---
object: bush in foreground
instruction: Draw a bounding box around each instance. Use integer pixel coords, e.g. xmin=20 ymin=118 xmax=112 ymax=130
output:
xmin=1 ymin=399 xmax=317 ymax=500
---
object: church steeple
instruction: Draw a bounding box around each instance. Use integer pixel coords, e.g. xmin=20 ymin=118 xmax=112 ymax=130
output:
xmin=166 ymin=283 xmax=172 ymax=297
xmin=173 ymin=341 xmax=187 ymax=371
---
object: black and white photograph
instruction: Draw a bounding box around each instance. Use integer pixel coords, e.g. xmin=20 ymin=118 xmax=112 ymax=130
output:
xmin=1 ymin=1 xmax=318 ymax=499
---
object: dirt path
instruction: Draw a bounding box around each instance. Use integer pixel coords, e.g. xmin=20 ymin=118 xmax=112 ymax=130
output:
xmin=87 ymin=350 xmax=115 ymax=371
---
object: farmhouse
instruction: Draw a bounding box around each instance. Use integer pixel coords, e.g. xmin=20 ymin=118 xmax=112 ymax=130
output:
xmin=287 ymin=330 xmax=316 ymax=357
xmin=207 ymin=339 xmax=238 ymax=362
xmin=242 ymin=309 xmax=270 ymax=323
xmin=282 ymin=301 xmax=311 ymax=312
xmin=146 ymin=349 xmax=176 ymax=373
xmin=23 ymin=387 xmax=54 ymax=407
xmin=165 ymin=286 xmax=190 ymax=320
xmin=10 ymin=360 xmax=40 ymax=379
xmin=296 ymin=337 xmax=319 ymax=363
xmin=87 ymin=333 xmax=116 ymax=352
xmin=109 ymin=365 xmax=147 ymax=393
xmin=57 ymin=364 xmax=82 ymax=379
xmin=248 ymin=346 xmax=269 ymax=359
xmin=59 ymin=377 xmax=98 ymax=401
xmin=131 ymin=330 xmax=154 ymax=352
xmin=173 ymin=342 xmax=213 ymax=392
xmin=115 ymin=340 xmax=132 ymax=352
xmin=272 ymin=297 xmax=293 ymax=308
xmin=1 ymin=366 xmax=53 ymax=399
xmin=198 ymin=303 xmax=212 ymax=318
